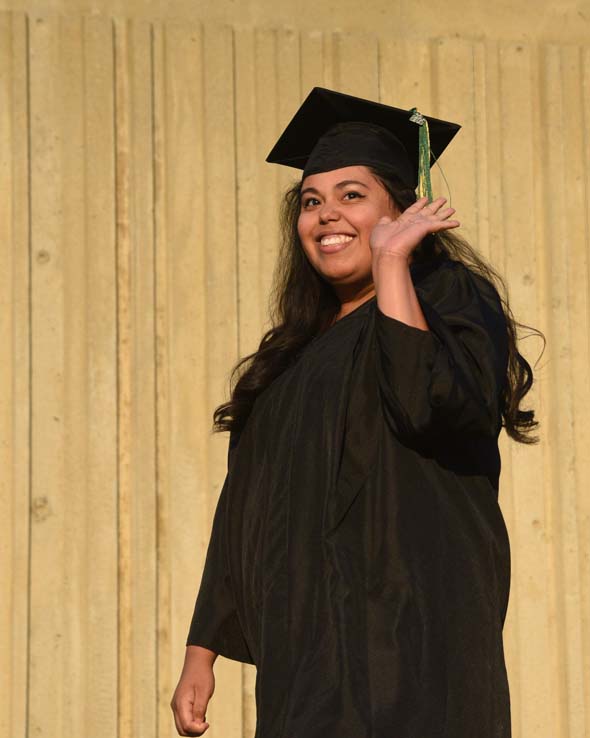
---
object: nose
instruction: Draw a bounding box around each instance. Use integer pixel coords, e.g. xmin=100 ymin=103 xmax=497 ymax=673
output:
xmin=318 ymin=200 xmax=341 ymax=223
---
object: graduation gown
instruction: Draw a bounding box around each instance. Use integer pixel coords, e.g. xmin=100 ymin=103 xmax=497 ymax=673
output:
xmin=186 ymin=257 xmax=512 ymax=738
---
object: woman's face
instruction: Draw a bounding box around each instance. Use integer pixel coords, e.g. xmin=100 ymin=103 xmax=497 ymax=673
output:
xmin=297 ymin=165 xmax=399 ymax=292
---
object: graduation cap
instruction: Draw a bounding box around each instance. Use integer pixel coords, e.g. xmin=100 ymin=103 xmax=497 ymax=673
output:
xmin=266 ymin=87 xmax=461 ymax=201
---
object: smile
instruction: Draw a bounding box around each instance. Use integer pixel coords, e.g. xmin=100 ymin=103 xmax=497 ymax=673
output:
xmin=320 ymin=234 xmax=355 ymax=246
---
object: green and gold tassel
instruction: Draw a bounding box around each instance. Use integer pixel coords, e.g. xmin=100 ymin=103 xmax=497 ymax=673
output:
xmin=409 ymin=108 xmax=433 ymax=203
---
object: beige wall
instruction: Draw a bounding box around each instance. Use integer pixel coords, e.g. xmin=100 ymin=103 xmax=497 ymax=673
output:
xmin=2 ymin=0 xmax=590 ymax=43
xmin=1 ymin=2 xmax=589 ymax=737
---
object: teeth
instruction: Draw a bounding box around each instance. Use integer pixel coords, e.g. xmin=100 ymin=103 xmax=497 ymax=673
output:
xmin=320 ymin=234 xmax=354 ymax=246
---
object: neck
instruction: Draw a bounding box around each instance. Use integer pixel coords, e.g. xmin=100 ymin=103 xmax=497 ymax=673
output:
xmin=332 ymin=282 xmax=376 ymax=322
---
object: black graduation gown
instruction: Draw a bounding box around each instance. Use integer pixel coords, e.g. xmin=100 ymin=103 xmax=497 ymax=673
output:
xmin=186 ymin=257 xmax=512 ymax=738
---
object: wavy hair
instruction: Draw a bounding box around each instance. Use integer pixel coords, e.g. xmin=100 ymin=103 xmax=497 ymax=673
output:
xmin=213 ymin=161 xmax=544 ymax=444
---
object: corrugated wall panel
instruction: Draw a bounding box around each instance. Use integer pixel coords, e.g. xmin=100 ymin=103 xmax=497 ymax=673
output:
xmin=199 ymin=22 xmax=242 ymax=736
xmin=27 ymin=13 xmax=120 ymax=738
xmin=0 ymin=11 xmax=29 ymax=738
xmin=498 ymin=41 xmax=554 ymax=738
xmin=378 ymin=38 xmax=434 ymax=153
xmin=234 ymin=27 xmax=294 ymax=358
xmin=151 ymin=18 xmax=246 ymax=738
xmin=152 ymin=19 xmax=213 ymax=738
xmin=28 ymin=13 xmax=69 ymax=735
xmin=543 ymin=45 xmax=576 ymax=738
xmin=113 ymin=16 xmax=158 ymax=738
xmin=334 ymin=31 xmax=380 ymax=96
xmin=1 ymin=10 xmax=589 ymax=737
xmin=80 ymin=16 xmax=119 ymax=737
xmin=433 ymin=38 xmax=479 ymax=246
xmin=27 ymin=10 xmax=120 ymax=737
xmin=576 ymin=44 xmax=590 ymax=736
xmin=543 ymin=43 xmax=589 ymax=737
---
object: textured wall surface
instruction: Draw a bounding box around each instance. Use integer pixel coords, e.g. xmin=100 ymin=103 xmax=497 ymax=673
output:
xmin=1 ymin=6 xmax=589 ymax=738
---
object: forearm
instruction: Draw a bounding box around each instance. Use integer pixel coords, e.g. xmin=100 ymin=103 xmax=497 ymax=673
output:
xmin=373 ymin=254 xmax=429 ymax=331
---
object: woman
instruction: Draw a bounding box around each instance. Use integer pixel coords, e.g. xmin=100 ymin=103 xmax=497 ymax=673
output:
xmin=171 ymin=88 xmax=540 ymax=738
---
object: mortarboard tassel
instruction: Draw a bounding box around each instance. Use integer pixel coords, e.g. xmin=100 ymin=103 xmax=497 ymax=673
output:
xmin=409 ymin=108 xmax=433 ymax=203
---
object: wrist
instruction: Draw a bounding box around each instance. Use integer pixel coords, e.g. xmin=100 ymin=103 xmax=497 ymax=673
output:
xmin=185 ymin=645 xmax=218 ymax=667
xmin=372 ymin=252 xmax=411 ymax=288
xmin=372 ymin=251 xmax=412 ymax=267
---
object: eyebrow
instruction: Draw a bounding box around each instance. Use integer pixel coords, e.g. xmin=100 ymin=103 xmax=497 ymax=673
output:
xmin=300 ymin=179 xmax=370 ymax=197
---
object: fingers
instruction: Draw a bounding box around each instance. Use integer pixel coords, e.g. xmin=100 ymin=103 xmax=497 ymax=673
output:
xmin=426 ymin=196 xmax=449 ymax=212
xmin=402 ymin=196 xmax=439 ymax=214
xmin=191 ymin=696 xmax=210 ymax=729
xmin=407 ymin=196 xmax=454 ymax=216
xmin=437 ymin=207 xmax=458 ymax=220
xmin=403 ymin=197 xmax=459 ymax=226
xmin=172 ymin=708 xmax=209 ymax=736
xmin=431 ymin=218 xmax=460 ymax=230
xmin=172 ymin=692 xmax=210 ymax=736
xmin=172 ymin=709 xmax=209 ymax=737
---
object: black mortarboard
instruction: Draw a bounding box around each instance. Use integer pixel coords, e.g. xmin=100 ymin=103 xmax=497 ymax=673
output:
xmin=266 ymin=87 xmax=461 ymax=199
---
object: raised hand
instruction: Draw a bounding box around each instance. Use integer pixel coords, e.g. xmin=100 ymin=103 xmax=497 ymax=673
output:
xmin=369 ymin=196 xmax=460 ymax=262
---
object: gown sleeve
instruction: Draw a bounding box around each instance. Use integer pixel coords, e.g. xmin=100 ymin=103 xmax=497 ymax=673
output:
xmin=185 ymin=432 xmax=254 ymax=664
xmin=375 ymin=260 xmax=509 ymax=443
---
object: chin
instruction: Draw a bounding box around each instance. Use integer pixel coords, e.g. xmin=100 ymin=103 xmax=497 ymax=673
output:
xmin=320 ymin=269 xmax=373 ymax=288
xmin=312 ymin=258 xmax=369 ymax=283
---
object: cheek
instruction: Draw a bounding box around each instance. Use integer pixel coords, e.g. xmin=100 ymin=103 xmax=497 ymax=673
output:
xmin=353 ymin=205 xmax=385 ymax=236
xmin=296 ymin=214 xmax=309 ymax=243
xmin=297 ymin=215 xmax=316 ymax=254
xmin=353 ymin=215 xmax=379 ymax=262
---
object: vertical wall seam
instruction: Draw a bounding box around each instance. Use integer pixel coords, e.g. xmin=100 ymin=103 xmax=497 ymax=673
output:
xmin=24 ymin=10 xmax=32 ymax=738
xmin=149 ymin=19 xmax=159 ymax=738
xmin=80 ymin=16 xmax=90 ymax=724
xmin=200 ymin=21 xmax=209 ymax=460
xmin=585 ymin=45 xmax=590 ymax=357
xmin=374 ymin=36 xmax=383 ymax=101
xmin=110 ymin=16 xmax=121 ymax=738
xmin=297 ymin=28 xmax=303 ymax=98
xmin=471 ymin=42 xmax=480 ymax=246
xmin=231 ymin=26 xmax=241 ymax=362
xmin=581 ymin=43 xmax=590 ymax=392
xmin=429 ymin=36 xmax=439 ymax=116
xmin=580 ymin=42 xmax=590 ymax=737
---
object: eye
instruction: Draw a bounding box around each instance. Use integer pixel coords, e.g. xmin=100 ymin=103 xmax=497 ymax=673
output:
xmin=343 ymin=191 xmax=364 ymax=201
xmin=302 ymin=196 xmax=321 ymax=208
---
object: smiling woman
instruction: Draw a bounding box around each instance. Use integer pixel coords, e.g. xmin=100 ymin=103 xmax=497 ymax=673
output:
xmin=297 ymin=168 xmax=390 ymax=302
xmin=296 ymin=166 xmax=460 ymax=324
xmin=171 ymin=87 xmax=543 ymax=738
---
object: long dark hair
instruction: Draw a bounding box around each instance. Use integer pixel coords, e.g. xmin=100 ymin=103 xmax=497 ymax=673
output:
xmin=213 ymin=165 xmax=544 ymax=444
